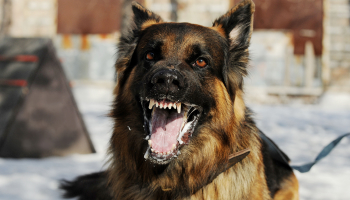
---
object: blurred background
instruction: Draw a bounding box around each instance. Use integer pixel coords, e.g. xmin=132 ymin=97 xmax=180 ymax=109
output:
xmin=0 ymin=0 xmax=349 ymax=199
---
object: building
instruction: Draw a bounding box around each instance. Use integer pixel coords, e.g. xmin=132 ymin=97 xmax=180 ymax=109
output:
xmin=1 ymin=0 xmax=349 ymax=98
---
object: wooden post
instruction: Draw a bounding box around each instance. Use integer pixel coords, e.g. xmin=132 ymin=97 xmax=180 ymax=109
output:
xmin=322 ymin=0 xmax=330 ymax=90
xmin=305 ymin=41 xmax=316 ymax=88
xmin=284 ymin=41 xmax=293 ymax=87
xmin=170 ymin=0 xmax=178 ymax=22
xmin=0 ymin=0 xmax=11 ymax=37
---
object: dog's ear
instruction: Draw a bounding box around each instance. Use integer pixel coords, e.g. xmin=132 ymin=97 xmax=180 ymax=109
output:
xmin=131 ymin=2 xmax=163 ymax=30
xmin=116 ymin=3 xmax=163 ymax=85
xmin=213 ymin=0 xmax=255 ymax=49
xmin=212 ymin=0 xmax=255 ymax=99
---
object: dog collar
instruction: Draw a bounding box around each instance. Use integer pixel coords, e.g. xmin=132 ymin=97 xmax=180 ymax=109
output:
xmin=161 ymin=148 xmax=250 ymax=192
xmin=228 ymin=148 xmax=251 ymax=166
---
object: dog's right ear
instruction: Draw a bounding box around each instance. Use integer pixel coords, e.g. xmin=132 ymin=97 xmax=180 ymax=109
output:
xmin=131 ymin=2 xmax=163 ymax=30
xmin=116 ymin=3 xmax=163 ymax=84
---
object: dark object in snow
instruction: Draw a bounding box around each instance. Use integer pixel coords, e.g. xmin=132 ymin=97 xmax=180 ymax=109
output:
xmin=0 ymin=38 xmax=95 ymax=158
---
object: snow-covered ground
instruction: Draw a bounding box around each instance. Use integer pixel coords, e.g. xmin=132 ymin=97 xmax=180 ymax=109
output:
xmin=0 ymin=83 xmax=349 ymax=200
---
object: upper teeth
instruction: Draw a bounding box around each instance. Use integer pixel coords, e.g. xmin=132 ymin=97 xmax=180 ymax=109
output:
xmin=148 ymin=99 xmax=181 ymax=113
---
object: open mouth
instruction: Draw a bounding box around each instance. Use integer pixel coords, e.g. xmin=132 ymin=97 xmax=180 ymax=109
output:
xmin=142 ymin=98 xmax=202 ymax=164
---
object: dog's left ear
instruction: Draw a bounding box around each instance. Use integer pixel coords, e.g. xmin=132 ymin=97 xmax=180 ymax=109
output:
xmin=212 ymin=0 xmax=255 ymax=99
xmin=213 ymin=0 xmax=255 ymax=48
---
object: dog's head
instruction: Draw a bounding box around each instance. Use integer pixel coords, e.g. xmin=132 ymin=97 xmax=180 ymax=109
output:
xmin=112 ymin=0 xmax=255 ymax=185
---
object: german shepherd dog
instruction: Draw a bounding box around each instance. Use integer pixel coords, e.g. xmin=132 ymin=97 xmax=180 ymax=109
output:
xmin=61 ymin=0 xmax=299 ymax=199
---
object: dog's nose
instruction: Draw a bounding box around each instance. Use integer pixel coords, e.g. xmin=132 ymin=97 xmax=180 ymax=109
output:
xmin=151 ymin=69 xmax=184 ymax=94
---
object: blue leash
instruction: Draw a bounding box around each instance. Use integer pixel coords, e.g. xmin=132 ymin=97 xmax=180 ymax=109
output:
xmin=260 ymin=131 xmax=350 ymax=173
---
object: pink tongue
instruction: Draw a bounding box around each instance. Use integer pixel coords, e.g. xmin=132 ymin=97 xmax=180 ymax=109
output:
xmin=150 ymin=107 xmax=184 ymax=153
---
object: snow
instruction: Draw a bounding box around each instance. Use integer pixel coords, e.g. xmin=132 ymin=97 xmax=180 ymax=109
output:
xmin=0 ymin=83 xmax=349 ymax=200
xmin=250 ymin=104 xmax=350 ymax=200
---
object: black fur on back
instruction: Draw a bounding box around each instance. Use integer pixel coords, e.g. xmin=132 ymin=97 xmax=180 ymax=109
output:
xmin=261 ymin=134 xmax=294 ymax=198
xmin=60 ymin=171 xmax=113 ymax=200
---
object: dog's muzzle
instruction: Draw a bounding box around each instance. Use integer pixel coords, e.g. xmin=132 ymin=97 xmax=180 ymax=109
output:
xmin=141 ymin=69 xmax=202 ymax=164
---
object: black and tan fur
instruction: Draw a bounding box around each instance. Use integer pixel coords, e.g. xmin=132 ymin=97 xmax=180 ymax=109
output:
xmin=61 ymin=0 xmax=299 ymax=199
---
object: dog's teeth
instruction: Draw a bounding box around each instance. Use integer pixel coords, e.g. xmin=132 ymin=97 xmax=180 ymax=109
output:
xmin=151 ymin=148 xmax=154 ymax=152
xmin=160 ymin=103 xmax=163 ymax=109
xmin=173 ymin=103 xmax=177 ymax=109
xmin=156 ymin=101 xmax=159 ymax=107
xmin=168 ymin=103 xmax=173 ymax=109
xmin=148 ymin=140 xmax=152 ymax=147
xmin=164 ymin=104 xmax=168 ymax=109
xmin=149 ymin=99 xmax=155 ymax=109
xmin=177 ymin=103 xmax=181 ymax=113
xmin=172 ymin=144 xmax=176 ymax=150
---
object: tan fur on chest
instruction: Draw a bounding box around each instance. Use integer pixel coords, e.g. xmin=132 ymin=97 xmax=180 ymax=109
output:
xmin=191 ymin=155 xmax=270 ymax=200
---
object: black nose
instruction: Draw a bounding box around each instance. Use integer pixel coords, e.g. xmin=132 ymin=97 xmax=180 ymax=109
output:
xmin=151 ymin=69 xmax=184 ymax=94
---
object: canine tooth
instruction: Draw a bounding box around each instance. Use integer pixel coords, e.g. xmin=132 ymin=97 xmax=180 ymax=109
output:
xmin=177 ymin=103 xmax=181 ymax=113
xmin=149 ymin=99 xmax=155 ymax=109
xmin=144 ymin=147 xmax=150 ymax=159
xmin=148 ymin=140 xmax=152 ymax=147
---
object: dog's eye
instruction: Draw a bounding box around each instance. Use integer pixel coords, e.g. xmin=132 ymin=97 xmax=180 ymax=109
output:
xmin=145 ymin=52 xmax=155 ymax=61
xmin=194 ymin=58 xmax=208 ymax=68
